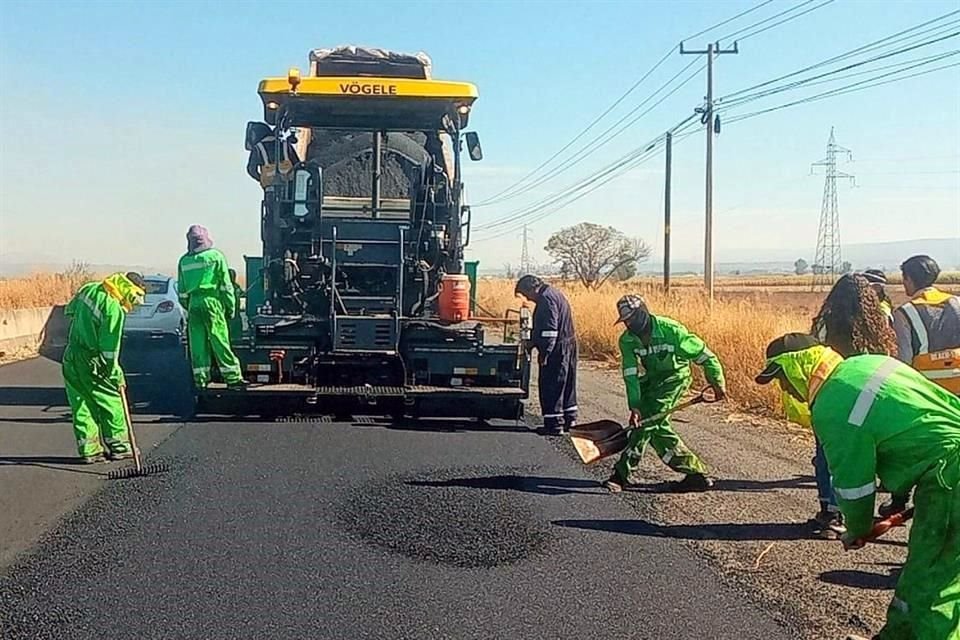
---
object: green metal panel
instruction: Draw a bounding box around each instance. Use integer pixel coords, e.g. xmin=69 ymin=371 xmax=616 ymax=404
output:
xmin=464 ymin=260 xmax=479 ymax=314
xmin=244 ymin=256 xmax=264 ymax=318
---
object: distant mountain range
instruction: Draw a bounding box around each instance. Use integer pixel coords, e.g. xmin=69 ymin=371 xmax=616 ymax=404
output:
xmin=646 ymin=237 xmax=960 ymax=275
xmin=2 ymin=238 xmax=957 ymax=278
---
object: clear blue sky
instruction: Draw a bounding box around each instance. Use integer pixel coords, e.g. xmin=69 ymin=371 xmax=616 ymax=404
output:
xmin=1 ymin=0 xmax=958 ymax=273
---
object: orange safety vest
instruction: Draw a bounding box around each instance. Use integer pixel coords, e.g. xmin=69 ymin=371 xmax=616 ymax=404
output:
xmin=898 ymin=288 xmax=960 ymax=394
xmin=256 ymin=136 xmax=295 ymax=188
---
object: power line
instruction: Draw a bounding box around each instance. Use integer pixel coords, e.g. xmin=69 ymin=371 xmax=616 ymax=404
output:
xmin=723 ymin=60 xmax=960 ymax=124
xmin=472 ymin=46 xmax=676 ymax=207
xmin=717 ymin=37 xmax=960 ymax=109
xmin=682 ymin=0 xmax=777 ymax=42
xmin=718 ymin=9 xmax=960 ymax=101
xmin=475 ymin=57 xmax=704 ymax=209
xmin=728 ymin=0 xmax=836 ymax=43
xmin=474 ymin=0 xmax=812 ymax=208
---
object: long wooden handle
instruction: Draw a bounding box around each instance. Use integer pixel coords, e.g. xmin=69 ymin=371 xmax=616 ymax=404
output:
xmin=119 ymin=385 xmax=142 ymax=473
xmin=856 ymin=507 xmax=915 ymax=546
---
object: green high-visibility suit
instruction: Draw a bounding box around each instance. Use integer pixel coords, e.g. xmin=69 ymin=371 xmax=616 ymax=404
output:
xmin=178 ymin=248 xmax=243 ymax=387
xmin=616 ymin=316 xmax=726 ymax=479
xmin=772 ymin=347 xmax=960 ymax=640
xmin=62 ymin=274 xmax=143 ymax=457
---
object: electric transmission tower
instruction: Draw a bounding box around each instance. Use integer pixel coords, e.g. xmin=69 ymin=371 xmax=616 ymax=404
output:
xmin=811 ymin=127 xmax=854 ymax=291
xmin=520 ymin=224 xmax=532 ymax=274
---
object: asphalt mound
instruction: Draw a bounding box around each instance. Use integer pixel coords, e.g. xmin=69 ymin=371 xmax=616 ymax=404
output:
xmin=340 ymin=466 xmax=551 ymax=568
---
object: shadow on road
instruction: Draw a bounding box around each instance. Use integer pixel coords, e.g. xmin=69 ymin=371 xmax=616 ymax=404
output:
xmin=712 ymin=475 xmax=816 ymax=493
xmin=408 ymin=474 xmax=601 ymax=496
xmin=0 ymin=455 xmax=107 ymax=476
xmin=820 ymin=568 xmax=900 ymax=590
xmin=0 ymin=387 xmax=67 ymax=407
xmin=0 ymin=342 xmax=193 ymax=419
xmin=553 ymin=518 xmax=812 ymax=541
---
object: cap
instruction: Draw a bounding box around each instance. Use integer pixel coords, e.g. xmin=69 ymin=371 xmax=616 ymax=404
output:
xmin=755 ymin=333 xmax=820 ymax=385
xmin=514 ymin=274 xmax=544 ymax=297
xmin=615 ymin=294 xmax=648 ymax=324
xmin=860 ymin=269 xmax=887 ymax=285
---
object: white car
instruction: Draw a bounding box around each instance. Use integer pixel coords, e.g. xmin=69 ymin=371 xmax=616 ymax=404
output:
xmin=124 ymin=274 xmax=186 ymax=339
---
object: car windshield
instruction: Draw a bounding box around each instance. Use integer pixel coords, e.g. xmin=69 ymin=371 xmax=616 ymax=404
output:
xmin=143 ymin=279 xmax=169 ymax=295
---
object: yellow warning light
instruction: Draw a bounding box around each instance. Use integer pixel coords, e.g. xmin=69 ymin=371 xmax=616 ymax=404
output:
xmin=288 ymin=67 xmax=302 ymax=90
xmin=457 ymin=104 xmax=471 ymax=115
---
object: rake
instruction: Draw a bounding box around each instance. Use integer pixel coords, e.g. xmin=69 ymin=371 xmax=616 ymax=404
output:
xmin=108 ymin=385 xmax=169 ymax=480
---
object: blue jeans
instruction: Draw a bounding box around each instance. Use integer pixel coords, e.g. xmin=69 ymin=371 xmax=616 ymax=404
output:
xmin=813 ymin=438 xmax=837 ymax=512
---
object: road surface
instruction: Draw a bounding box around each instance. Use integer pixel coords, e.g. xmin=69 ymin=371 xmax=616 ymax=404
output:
xmin=0 ymin=342 xmax=797 ymax=639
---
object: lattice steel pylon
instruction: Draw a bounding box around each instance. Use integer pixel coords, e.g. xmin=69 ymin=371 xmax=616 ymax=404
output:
xmin=520 ymin=224 xmax=532 ymax=274
xmin=811 ymin=128 xmax=854 ymax=291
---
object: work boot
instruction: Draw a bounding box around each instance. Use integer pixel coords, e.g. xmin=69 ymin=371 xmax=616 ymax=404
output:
xmin=603 ymin=469 xmax=636 ymax=493
xmin=878 ymin=493 xmax=910 ymax=518
xmin=227 ymin=380 xmax=249 ymax=391
xmin=80 ymin=452 xmax=107 ymax=464
xmin=106 ymin=449 xmax=135 ymax=461
xmin=809 ymin=509 xmax=846 ymax=539
xmin=669 ymin=473 xmax=714 ymax=493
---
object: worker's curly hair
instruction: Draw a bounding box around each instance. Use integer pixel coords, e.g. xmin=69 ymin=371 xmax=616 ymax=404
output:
xmin=811 ymin=274 xmax=897 ymax=357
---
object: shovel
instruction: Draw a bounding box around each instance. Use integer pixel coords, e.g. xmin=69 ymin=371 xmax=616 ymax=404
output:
xmin=108 ymin=384 xmax=169 ymax=480
xmin=569 ymin=387 xmax=720 ymax=465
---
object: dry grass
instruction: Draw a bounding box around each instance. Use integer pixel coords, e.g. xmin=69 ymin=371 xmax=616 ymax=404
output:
xmin=0 ymin=265 xmax=95 ymax=310
xmin=478 ymin=277 xmax=809 ymax=414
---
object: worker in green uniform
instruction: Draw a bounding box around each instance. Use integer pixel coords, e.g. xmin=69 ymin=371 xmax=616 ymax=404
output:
xmin=178 ymin=225 xmax=245 ymax=390
xmin=62 ymin=272 xmax=146 ymax=463
xmin=607 ymin=294 xmax=726 ymax=493
xmin=756 ymin=333 xmax=960 ymax=640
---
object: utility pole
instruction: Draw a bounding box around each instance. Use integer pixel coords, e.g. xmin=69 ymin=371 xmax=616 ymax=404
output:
xmin=811 ymin=127 xmax=854 ymax=291
xmin=681 ymin=40 xmax=738 ymax=301
xmin=663 ymin=131 xmax=672 ymax=293
xmin=520 ymin=224 xmax=531 ymax=275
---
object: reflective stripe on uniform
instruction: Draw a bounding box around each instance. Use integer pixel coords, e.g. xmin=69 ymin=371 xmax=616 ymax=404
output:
xmin=924 ymin=368 xmax=960 ymax=380
xmin=695 ymin=349 xmax=715 ymax=365
xmin=835 ymin=481 xmax=876 ymax=501
xmin=79 ymin=295 xmax=103 ymax=321
xmin=635 ymin=344 xmax=674 ymax=357
xmin=622 ymin=367 xmax=638 ymax=377
xmin=848 ymin=358 xmax=901 ymax=427
xmin=181 ymin=262 xmax=210 ymax=273
xmin=661 ymin=449 xmax=675 ymax=464
xmin=891 ymin=597 xmax=909 ymax=613
xmin=900 ymin=303 xmax=930 ymax=355
xmin=541 ymin=330 xmax=559 ymax=338
xmin=564 ymin=405 xmax=578 ymax=412
xmin=102 ymin=351 xmax=117 ymax=360
xmin=77 ymin=437 xmax=100 ymax=446
xmin=193 ymin=367 xmax=211 ymax=375
xmin=543 ymin=413 xmax=563 ymax=418
xmin=103 ymin=437 xmax=128 ymax=445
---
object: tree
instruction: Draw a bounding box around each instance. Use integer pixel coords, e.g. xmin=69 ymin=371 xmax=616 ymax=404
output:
xmin=544 ymin=222 xmax=651 ymax=289
xmin=794 ymin=258 xmax=809 ymax=276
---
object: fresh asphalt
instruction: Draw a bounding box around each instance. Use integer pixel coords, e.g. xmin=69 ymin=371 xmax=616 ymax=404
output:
xmin=0 ymin=341 xmax=797 ymax=639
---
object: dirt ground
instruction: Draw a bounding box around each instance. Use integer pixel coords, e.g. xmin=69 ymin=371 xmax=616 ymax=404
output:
xmin=530 ymin=362 xmax=908 ymax=640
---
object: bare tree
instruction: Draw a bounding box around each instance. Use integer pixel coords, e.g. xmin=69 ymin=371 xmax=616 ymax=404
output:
xmin=544 ymin=223 xmax=651 ymax=289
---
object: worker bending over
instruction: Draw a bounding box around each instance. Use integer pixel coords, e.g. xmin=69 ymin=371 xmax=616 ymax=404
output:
xmin=756 ymin=333 xmax=960 ymax=640
xmin=607 ymin=294 xmax=726 ymax=493
xmin=62 ymin=272 xmax=145 ymax=463
xmin=178 ymin=225 xmax=245 ymax=390
xmin=515 ymin=275 xmax=578 ymax=436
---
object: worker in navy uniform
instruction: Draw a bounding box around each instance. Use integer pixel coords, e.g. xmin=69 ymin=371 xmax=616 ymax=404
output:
xmin=515 ymin=275 xmax=578 ymax=436
xmin=246 ymin=123 xmax=300 ymax=187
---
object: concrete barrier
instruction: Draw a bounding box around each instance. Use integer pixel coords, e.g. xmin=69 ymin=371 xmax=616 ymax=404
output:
xmin=0 ymin=306 xmax=69 ymax=358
